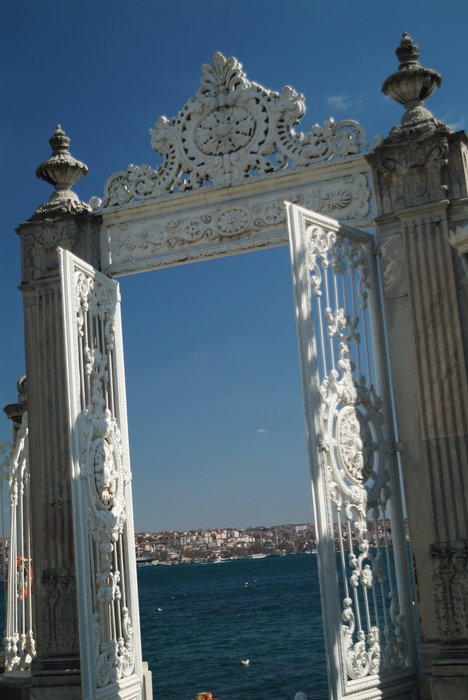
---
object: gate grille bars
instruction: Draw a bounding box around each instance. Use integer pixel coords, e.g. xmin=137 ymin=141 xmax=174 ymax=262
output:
xmin=61 ymin=250 xmax=143 ymax=700
xmin=0 ymin=412 xmax=36 ymax=673
xmin=286 ymin=204 xmax=419 ymax=700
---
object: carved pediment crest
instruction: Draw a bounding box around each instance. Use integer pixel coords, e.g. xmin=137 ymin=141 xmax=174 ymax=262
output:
xmin=99 ymin=52 xmax=370 ymax=208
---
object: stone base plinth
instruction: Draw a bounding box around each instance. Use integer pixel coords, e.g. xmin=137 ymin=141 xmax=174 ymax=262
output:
xmin=431 ymin=642 xmax=468 ymax=700
xmin=431 ymin=675 xmax=468 ymax=700
xmin=142 ymin=662 xmax=153 ymax=700
xmin=29 ymin=688 xmax=81 ymax=700
xmin=0 ymin=674 xmax=31 ymax=700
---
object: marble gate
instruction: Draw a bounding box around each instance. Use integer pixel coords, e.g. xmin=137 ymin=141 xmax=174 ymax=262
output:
xmin=1 ymin=33 xmax=468 ymax=700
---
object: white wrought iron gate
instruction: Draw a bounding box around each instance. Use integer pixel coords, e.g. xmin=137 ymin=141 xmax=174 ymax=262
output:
xmin=286 ymin=204 xmax=419 ymax=700
xmin=60 ymin=250 xmax=144 ymax=700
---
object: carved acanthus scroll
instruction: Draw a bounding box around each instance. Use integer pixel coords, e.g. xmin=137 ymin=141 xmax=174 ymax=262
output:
xmin=374 ymin=134 xmax=449 ymax=215
xmin=42 ymin=568 xmax=79 ymax=653
xmin=99 ymin=52 xmax=370 ymax=208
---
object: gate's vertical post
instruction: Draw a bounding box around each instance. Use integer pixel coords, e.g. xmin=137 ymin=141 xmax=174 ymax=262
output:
xmin=366 ymin=34 xmax=468 ymax=700
xmin=3 ymin=127 xmax=101 ymax=699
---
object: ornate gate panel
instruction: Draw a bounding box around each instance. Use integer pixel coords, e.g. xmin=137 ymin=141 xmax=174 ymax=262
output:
xmin=0 ymin=408 xmax=35 ymax=673
xmin=61 ymin=250 xmax=144 ymax=700
xmin=287 ymin=204 xmax=419 ymax=700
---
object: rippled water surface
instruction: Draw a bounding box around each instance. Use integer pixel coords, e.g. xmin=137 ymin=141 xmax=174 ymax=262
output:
xmin=138 ymin=555 xmax=327 ymax=700
xmin=0 ymin=555 xmax=328 ymax=700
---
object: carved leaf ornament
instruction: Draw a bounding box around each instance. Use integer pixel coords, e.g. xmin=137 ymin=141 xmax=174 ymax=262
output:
xmin=75 ymin=269 xmax=134 ymax=687
xmin=303 ymin=223 xmax=409 ymax=683
xmin=430 ymin=539 xmax=468 ymax=640
xmin=101 ymin=52 xmax=370 ymax=207
xmin=375 ymin=136 xmax=449 ymax=214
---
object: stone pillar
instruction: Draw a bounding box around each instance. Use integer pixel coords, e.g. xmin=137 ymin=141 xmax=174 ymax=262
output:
xmin=0 ymin=127 xmax=100 ymax=700
xmin=366 ymin=34 xmax=468 ymax=700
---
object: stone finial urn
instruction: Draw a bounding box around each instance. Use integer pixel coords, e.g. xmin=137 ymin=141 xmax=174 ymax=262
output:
xmin=382 ymin=33 xmax=441 ymax=108
xmin=32 ymin=125 xmax=91 ymax=219
xmin=381 ymin=33 xmax=449 ymax=140
xmin=3 ymin=375 xmax=27 ymax=426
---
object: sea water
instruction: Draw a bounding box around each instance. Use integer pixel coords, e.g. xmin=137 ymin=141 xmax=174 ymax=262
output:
xmin=139 ymin=555 xmax=327 ymax=700
xmin=0 ymin=555 xmax=328 ymax=700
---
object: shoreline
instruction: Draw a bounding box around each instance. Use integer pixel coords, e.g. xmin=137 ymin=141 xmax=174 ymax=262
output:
xmin=137 ymin=550 xmax=318 ymax=567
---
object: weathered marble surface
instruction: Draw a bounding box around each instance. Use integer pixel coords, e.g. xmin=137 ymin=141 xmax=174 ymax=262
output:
xmin=380 ymin=233 xmax=408 ymax=298
xmin=368 ymin=128 xmax=468 ymax=700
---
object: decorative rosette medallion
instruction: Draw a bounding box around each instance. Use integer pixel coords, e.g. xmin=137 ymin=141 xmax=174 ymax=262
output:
xmin=193 ymin=106 xmax=256 ymax=156
xmin=214 ymin=207 xmax=250 ymax=237
xmin=319 ymin=343 xmax=386 ymax=506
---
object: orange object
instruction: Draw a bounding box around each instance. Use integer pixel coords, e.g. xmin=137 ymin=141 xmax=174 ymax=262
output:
xmin=5 ymin=557 xmax=33 ymax=599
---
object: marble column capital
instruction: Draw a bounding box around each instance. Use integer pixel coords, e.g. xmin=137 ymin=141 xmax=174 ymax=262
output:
xmin=17 ymin=216 xmax=78 ymax=282
xmin=16 ymin=212 xmax=101 ymax=284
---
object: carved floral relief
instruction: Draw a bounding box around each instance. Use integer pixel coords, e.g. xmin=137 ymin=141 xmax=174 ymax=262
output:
xmin=42 ymin=569 xmax=79 ymax=653
xmin=430 ymin=539 xmax=468 ymax=640
xmin=105 ymin=174 xmax=371 ymax=276
xmin=19 ymin=218 xmax=78 ymax=281
xmin=375 ymin=135 xmax=449 ymax=214
xmin=99 ymin=52 xmax=370 ymax=208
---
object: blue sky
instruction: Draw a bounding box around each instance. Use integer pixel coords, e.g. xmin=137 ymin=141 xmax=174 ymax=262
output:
xmin=1 ymin=1 xmax=467 ymax=532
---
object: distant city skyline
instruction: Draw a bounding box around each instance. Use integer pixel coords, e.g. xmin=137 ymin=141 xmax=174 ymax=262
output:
xmin=1 ymin=2 xmax=467 ymax=532
xmin=135 ymin=522 xmax=315 ymax=535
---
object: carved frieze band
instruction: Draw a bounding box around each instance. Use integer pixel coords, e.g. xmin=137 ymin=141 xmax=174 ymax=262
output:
xmin=430 ymin=539 xmax=468 ymax=641
xmin=105 ymin=173 xmax=371 ymax=276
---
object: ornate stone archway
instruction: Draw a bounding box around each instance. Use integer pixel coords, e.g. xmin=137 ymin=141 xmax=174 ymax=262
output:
xmin=7 ymin=36 xmax=468 ymax=700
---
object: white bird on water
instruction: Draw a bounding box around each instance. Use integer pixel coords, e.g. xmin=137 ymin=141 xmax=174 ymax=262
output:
xmin=158 ymin=607 xmax=162 ymax=612
xmin=240 ymin=660 xmax=249 ymax=667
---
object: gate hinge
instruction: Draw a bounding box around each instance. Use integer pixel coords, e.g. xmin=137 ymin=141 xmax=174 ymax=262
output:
xmin=394 ymin=441 xmax=404 ymax=453
xmin=373 ymin=245 xmax=382 ymax=256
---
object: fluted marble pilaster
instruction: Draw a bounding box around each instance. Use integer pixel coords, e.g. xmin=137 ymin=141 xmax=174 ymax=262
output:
xmin=0 ymin=212 xmax=101 ymax=700
xmin=366 ymin=128 xmax=468 ymax=700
